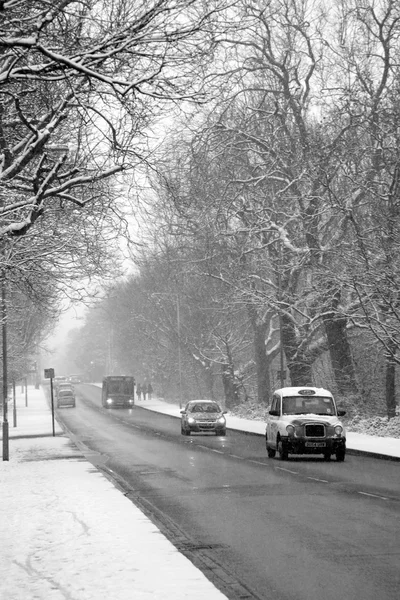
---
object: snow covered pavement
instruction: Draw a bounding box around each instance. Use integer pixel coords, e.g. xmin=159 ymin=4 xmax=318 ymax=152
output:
xmin=0 ymin=387 xmax=228 ymax=600
xmin=1 ymin=386 xmax=399 ymax=600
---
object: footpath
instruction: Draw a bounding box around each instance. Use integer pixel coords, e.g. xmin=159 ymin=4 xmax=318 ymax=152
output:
xmin=1 ymin=386 xmax=399 ymax=600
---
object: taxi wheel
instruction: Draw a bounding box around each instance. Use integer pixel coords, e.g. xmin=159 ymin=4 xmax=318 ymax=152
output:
xmin=277 ymin=438 xmax=288 ymax=460
xmin=323 ymin=452 xmax=331 ymax=461
xmin=267 ymin=446 xmax=276 ymax=458
xmin=266 ymin=435 xmax=276 ymax=458
xmin=336 ymin=449 xmax=345 ymax=462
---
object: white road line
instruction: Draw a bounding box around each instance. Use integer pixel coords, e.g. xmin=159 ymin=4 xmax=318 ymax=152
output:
xmin=358 ymin=491 xmax=388 ymax=500
xmin=307 ymin=476 xmax=329 ymax=483
xmin=275 ymin=467 xmax=299 ymax=475
xmin=249 ymin=460 xmax=267 ymax=465
xmin=229 ymin=454 xmax=244 ymax=459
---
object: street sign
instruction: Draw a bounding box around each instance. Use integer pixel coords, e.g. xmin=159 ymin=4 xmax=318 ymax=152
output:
xmin=44 ymin=368 xmax=55 ymax=379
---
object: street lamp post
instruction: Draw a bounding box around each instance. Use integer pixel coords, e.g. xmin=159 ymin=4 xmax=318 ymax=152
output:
xmin=176 ymin=295 xmax=182 ymax=409
xmin=2 ymin=271 xmax=9 ymax=460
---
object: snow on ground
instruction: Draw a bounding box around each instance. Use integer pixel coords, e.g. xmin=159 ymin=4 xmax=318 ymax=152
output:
xmin=0 ymin=388 xmax=228 ymax=600
xmin=1 ymin=385 xmax=399 ymax=600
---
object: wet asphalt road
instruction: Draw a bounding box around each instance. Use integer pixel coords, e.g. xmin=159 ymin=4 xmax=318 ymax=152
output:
xmin=55 ymin=384 xmax=400 ymax=600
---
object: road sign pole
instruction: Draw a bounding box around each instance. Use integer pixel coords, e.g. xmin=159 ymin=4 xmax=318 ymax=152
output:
xmin=50 ymin=377 xmax=55 ymax=436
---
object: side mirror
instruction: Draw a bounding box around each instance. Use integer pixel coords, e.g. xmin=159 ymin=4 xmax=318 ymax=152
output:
xmin=337 ymin=409 xmax=346 ymax=417
xmin=269 ymin=409 xmax=279 ymax=416
xmin=180 ymin=410 xmax=185 ymax=414
xmin=223 ymin=410 xmax=227 ymax=414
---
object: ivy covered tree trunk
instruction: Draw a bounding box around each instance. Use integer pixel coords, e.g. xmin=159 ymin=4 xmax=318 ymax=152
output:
xmin=281 ymin=314 xmax=313 ymax=386
xmin=253 ymin=324 xmax=272 ymax=404
xmin=248 ymin=305 xmax=273 ymax=404
xmin=323 ymin=312 xmax=358 ymax=394
xmin=385 ymin=342 xmax=397 ymax=419
xmin=221 ymin=364 xmax=240 ymax=408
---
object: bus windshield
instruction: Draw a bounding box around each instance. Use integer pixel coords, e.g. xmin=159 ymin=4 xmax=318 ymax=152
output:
xmin=104 ymin=377 xmax=134 ymax=395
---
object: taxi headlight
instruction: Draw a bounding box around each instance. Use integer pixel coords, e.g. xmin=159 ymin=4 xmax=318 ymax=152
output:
xmin=286 ymin=425 xmax=295 ymax=436
xmin=106 ymin=398 xmax=113 ymax=405
xmin=217 ymin=416 xmax=226 ymax=424
xmin=334 ymin=425 xmax=343 ymax=436
xmin=188 ymin=417 xmax=196 ymax=424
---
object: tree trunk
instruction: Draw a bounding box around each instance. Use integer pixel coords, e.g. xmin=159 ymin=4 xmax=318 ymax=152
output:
xmin=248 ymin=306 xmax=273 ymax=404
xmin=281 ymin=313 xmax=313 ymax=386
xmin=221 ymin=364 xmax=240 ymax=408
xmin=385 ymin=344 xmax=397 ymax=419
xmin=323 ymin=312 xmax=358 ymax=394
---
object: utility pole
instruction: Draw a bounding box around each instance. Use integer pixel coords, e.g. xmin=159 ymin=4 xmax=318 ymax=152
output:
xmin=277 ymin=241 xmax=286 ymax=389
xmin=2 ymin=271 xmax=9 ymax=460
xmin=176 ymin=295 xmax=182 ymax=409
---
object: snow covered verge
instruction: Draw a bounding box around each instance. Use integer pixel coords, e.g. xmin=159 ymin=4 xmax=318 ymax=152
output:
xmin=228 ymin=402 xmax=400 ymax=439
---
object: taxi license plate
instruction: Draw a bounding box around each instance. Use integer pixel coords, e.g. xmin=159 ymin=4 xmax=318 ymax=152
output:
xmin=305 ymin=442 xmax=326 ymax=448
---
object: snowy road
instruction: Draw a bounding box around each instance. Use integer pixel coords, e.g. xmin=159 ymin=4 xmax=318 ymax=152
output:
xmin=56 ymin=384 xmax=400 ymax=600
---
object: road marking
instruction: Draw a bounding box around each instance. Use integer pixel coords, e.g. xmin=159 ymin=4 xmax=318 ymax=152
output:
xmin=307 ymin=476 xmax=329 ymax=483
xmin=249 ymin=460 xmax=267 ymax=465
xmin=358 ymin=491 xmax=388 ymax=500
xmin=275 ymin=467 xmax=299 ymax=475
xmin=210 ymin=449 xmax=224 ymax=454
xmin=229 ymin=454 xmax=244 ymax=459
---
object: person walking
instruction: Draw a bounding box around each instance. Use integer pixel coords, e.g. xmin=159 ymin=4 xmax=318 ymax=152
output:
xmin=136 ymin=383 xmax=142 ymax=401
xmin=147 ymin=382 xmax=153 ymax=400
xmin=142 ymin=384 xmax=147 ymax=401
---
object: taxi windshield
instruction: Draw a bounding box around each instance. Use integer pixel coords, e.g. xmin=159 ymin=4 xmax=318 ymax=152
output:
xmin=282 ymin=396 xmax=335 ymax=415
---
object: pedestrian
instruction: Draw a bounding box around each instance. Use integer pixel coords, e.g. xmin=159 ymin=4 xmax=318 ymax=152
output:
xmin=142 ymin=384 xmax=147 ymax=401
xmin=147 ymin=382 xmax=153 ymax=400
xmin=136 ymin=383 xmax=142 ymax=401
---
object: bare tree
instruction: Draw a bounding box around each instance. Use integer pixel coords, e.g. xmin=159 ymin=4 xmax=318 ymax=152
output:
xmin=0 ymin=0 xmax=224 ymax=238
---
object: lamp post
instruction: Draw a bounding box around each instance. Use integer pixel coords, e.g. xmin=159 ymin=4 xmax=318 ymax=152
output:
xmin=176 ymin=295 xmax=182 ymax=409
xmin=2 ymin=271 xmax=9 ymax=460
xmin=277 ymin=240 xmax=286 ymax=389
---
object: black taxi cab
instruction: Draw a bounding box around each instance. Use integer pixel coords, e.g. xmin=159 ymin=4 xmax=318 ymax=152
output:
xmin=265 ymin=387 xmax=346 ymax=461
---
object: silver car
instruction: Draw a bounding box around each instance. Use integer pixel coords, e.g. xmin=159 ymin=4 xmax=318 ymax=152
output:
xmin=180 ymin=400 xmax=227 ymax=436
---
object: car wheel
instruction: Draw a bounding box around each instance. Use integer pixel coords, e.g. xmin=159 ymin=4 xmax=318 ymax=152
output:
xmin=336 ymin=448 xmax=346 ymax=462
xmin=266 ymin=434 xmax=276 ymax=458
xmin=323 ymin=452 xmax=331 ymax=461
xmin=216 ymin=429 xmax=226 ymax=436
xmin=277 ymin=438 xmax=288 ymax=460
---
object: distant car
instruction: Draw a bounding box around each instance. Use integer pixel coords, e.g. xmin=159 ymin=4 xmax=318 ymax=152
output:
xmin=68 ymin=375 xmax=81 ymax=383
xmin=57 ymin=382 xmax=74 ymax=395
xmin=180 ymin=400 xmax=227 ymax=436
xmin=265 ymin=387 xmax=346 ymax=461
xmin=57 ymin=389 xmax=76 ymax=408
